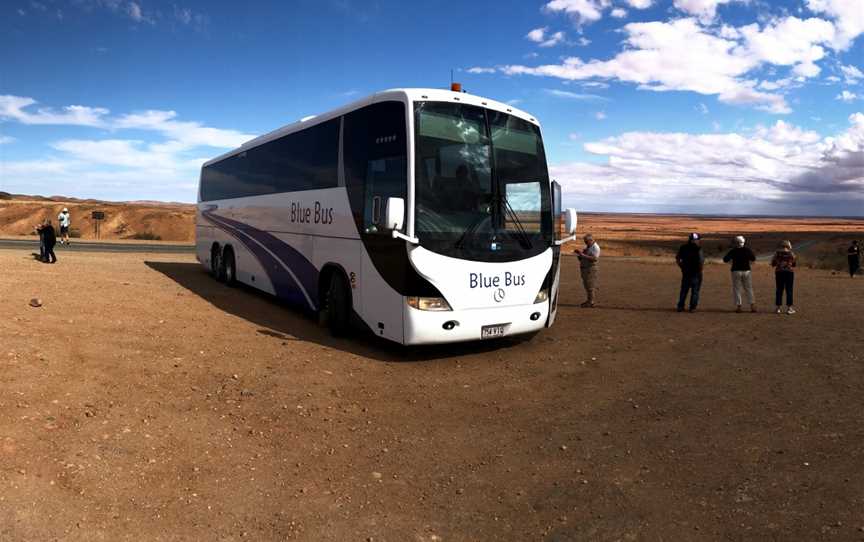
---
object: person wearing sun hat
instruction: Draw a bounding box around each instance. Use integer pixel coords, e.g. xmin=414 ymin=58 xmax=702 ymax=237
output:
xmin=771 ymin=240 xmax=797 ymax=314
xmin=723 ymin=235 xmax=757 ymax=313
xmin=57 ymin=207 xmax=71 ymax=245
xmin=675 ymin=232 xmax=705 ymax=313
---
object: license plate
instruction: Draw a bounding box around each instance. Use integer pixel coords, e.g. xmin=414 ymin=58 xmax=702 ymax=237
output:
xmin=481 ymin=324 xmax=509 ymax=339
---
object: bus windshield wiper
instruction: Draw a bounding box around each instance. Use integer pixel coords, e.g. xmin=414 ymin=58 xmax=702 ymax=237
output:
xmin=454 ymin=214 xmax=489 ymax=250
xmin=500 ymin=194 xmax=533 ymax=249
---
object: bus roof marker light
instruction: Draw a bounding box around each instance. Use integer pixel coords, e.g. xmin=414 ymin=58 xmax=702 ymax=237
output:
xmin=451 ymin=82 xmax=462 ymax=92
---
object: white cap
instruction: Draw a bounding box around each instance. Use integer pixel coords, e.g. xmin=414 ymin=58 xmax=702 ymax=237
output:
xmin=735 ymin=235 xmax=745 ymax=247
xmin=62 ymin=208 xmax=68 ymax=212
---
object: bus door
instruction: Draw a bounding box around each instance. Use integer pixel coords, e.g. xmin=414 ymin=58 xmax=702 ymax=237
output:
xmin=547 ymin=181 xmax=563 ymax=327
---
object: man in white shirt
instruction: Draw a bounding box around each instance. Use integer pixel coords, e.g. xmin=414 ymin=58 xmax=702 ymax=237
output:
xmin=58 ymin=208 xmax=71 ymax=245
xmin=574 ymin=234 xmax=600 ymax=308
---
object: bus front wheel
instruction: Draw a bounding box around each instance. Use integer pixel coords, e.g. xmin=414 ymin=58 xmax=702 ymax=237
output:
xmin=210 ymin=245 xmax=221 ymax=280
xmin=323 ymin=274 xmax=351 ymax=337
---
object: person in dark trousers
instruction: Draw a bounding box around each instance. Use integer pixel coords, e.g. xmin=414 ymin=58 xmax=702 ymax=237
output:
xmin=39 ymin=220 xmax=58 ymax=264
xmin=771 ymin=240 xmax=796 ymax=314
xmin=848 ymin=240 xmax=860 ymax=278
xmin=723 ymin=235 xmax=757 ymax=313
xmin=34 ymin=221 xmax=47 ymax=262
xmin=676 ymin=232 xmax=705 ymax=312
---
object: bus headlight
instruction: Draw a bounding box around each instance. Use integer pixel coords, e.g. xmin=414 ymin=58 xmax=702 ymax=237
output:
xmin=534 ymin=289 xmax=549 ymax=304
xmin=407 ymin=296 xmax=452 ymax=311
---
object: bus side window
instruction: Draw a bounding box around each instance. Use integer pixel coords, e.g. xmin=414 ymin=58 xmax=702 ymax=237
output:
xmin=344 ymin=102 xmax=408 ymax=236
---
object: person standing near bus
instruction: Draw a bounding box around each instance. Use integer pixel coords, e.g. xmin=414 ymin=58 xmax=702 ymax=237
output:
xmin=771 ymin=240 xmax=796 ymax=314
xmin=58 ymin=207 xmax=71 ymax=245
xmin=676 ymin=233 xmax=704 ymax=313
xmin=723 ymin=235 xmax=757 ymax=313
xmin=848 ymin=240 xmax=860 ymax=278
xmin=574 ymin=233 xmax=600 ymax=307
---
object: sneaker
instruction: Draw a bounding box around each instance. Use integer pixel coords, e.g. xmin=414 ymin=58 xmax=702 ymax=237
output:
xmin=736 ymin=305 xmax=742 ymax=313
xmin=786 ymin=307 xmax=796 ymax=315
xmin=676 ymin=306 xmax=684 ymax=313
xmin=775 ymin=306 xmax=782 ymax=314
xmin=750 ymin=305 xmax=757 ymax=313
xmin=580 ymin=301 xmax=595 ymax=308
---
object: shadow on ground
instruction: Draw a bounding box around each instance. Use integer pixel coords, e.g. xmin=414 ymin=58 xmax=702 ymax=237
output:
xmin=144 ymin=261 xmax=530 ymax=363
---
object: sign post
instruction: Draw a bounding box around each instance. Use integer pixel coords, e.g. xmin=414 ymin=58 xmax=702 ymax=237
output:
xmin=91 ymin=210 xmax=105 ymax=239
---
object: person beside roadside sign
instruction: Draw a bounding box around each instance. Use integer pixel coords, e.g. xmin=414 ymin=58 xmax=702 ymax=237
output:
xmin=58 ymin=207 xmax=71 ymax=245
xmin=574 ymin=233 xmax=600 ymax=308
xmin=35 ymin=219 xmax=57 ymax=263
xmin=676 ymin=233 xmax=705 ymax=313
xmin=723 ymin=235 xmax=757 ymax=313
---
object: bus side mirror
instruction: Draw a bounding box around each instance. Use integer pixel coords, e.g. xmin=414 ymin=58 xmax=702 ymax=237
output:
xmin=385 ymin=197 xmax=405 ymax=231
xmin=564 ymin=208 xmax=577 ymax=235
xmin=555 ymin=208 xmax=578 ymax=246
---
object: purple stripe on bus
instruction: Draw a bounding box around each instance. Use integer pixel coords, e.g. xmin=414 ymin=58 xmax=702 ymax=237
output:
xmin=202 ymin=210 xmax=318 ymax=310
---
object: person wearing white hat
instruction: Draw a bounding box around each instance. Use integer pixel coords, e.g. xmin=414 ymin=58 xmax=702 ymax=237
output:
xmin=58 ymin=207 xmax=71 ymax=245
xmin=723 ymin=235 xmax=757 ymax=313
xmin=771 ymin=240 xmax=797 ymax=314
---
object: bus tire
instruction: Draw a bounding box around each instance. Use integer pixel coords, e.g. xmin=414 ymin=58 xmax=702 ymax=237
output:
xmin=221 ymin=247 xmax=237 ymax=287
xmin=210 ymin=244 xmax=221 ymax=280
xmin=324 ymin=274 xmax=351 ymax=337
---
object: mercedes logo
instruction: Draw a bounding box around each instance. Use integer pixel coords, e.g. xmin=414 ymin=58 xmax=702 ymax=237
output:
xmin=493 ymin=288 xmax=505 ymax=303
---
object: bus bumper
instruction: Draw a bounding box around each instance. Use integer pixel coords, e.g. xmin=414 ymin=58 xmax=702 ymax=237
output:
xmin=402 ymin=301 xmax=549 ymax=345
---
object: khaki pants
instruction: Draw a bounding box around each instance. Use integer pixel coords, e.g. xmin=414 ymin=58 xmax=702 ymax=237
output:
xmin=731 ymin=270 xmax=755 ymax=306
xmin=581 ymin=266 xmax=598 ymax=304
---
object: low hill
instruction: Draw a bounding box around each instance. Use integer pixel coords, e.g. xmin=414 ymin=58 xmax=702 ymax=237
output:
xmin=0 ymin=194 xmax=195 ymax=242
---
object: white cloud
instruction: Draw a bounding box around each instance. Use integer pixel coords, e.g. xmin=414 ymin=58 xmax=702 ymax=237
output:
xmin=837 ymin=90 xmax=859 ymax=102
xmin=467 ymin=67 xmax=497 ymax=74
xmin=672 ymin=0 xmax=740 ymax=23
xmin=544 ymin=0 xmax=610 ymax=26
xmin=477 ymin=15 xmax=851 ymax=114
xmin=0 ymin=95 xmax=257 ymax=202
xmin=841 ymin=64 xmax=863 ymax=84
xmin=626 ymin=0 xmax=653 ymax=8
xmin=553 ymin=114 xmax=864 ymax=215
xmin=0 ymin=135 xmax=15 ymax=144
xmin=611 ymin=8 xmax=628 ymax=18
xmin=545 ymin=89 xmax=610 ymax=101
xmin=738 ymin=17 xmax=835 ymax=79
xmin=806 ymin=0 xmax=864 ymax=49
xmin=696 ymin=102 xmax=709 ymax=114
xmin=577 ymin=36 xmax=592 ymax=46
xmin=526 ymin=27 xmax=566 ymax=47
xmin=496 ymin=19 xmax=791 ymax=113
xmin=595 ymin=111 xmax=607 ymax=119
xmin=0 ymin=95 xmax=109 ymax=126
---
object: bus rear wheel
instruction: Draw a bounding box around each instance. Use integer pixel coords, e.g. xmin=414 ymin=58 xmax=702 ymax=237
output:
xmin=221 ymin=247 xmax=237 ymax=287
xmin=323 ymin=274 xmax=351 ymax=337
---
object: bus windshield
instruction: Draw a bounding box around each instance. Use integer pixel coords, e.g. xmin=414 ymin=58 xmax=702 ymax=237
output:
xmin=414 ymin=101 xmax=553 ymax=262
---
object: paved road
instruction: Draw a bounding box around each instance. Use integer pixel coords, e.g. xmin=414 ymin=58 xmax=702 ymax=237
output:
xmin=0 ymin=238 xmax=195 ymax=253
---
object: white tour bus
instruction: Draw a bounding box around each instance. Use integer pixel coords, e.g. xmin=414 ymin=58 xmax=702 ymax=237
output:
xmin=196 ymin=87 xmax=578 ymax=345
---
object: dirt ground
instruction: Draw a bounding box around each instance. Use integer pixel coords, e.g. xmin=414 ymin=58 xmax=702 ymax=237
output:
xmin=1 ymin=247 xmax=863 ymax=541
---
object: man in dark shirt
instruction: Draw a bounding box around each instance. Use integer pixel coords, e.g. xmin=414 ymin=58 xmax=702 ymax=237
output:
xmin=849 ymin=241 xmax=860 ymax=278
xmin=676 ymin=233 xmax=704 ymax=312
xmin=723 ymin=235 xmax=757 ymax=312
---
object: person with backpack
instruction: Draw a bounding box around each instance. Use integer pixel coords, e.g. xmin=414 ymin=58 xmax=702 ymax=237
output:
xmin=723 ymin=235 xmax=757 ymax=313
xmin=771 ymin=240 xmax=796 ymax=314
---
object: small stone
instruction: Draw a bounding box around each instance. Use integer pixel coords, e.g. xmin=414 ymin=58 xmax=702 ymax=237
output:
xmin=371 ymin=472 xmax=382 ymax=480
xmin=560 ymin=445 xmax=568 ymax=451
xmin=29 ymin=298 xmax=42 ymax=308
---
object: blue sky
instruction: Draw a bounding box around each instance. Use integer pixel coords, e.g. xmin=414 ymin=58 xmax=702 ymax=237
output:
xmin=1 ymin=0 xmax=862 ymax=215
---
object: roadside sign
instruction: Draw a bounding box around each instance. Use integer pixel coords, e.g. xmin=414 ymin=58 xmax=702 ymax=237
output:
xmin=91 ymin=210 xmax=106 ymax=238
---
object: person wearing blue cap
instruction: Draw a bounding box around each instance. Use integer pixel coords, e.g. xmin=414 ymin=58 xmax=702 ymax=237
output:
xmin=676 ymin=232 xmax=705 ymax=312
